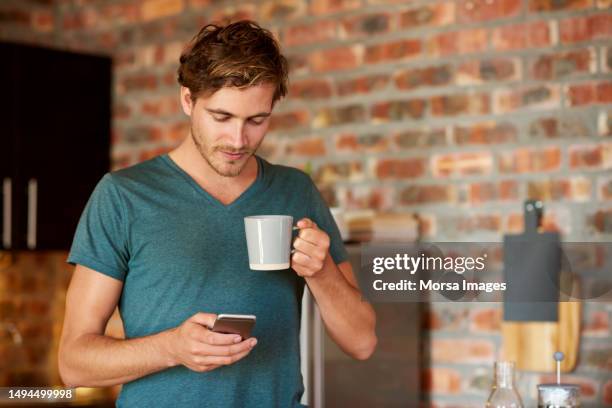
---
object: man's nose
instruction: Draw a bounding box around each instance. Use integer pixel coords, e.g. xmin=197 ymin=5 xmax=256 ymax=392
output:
xmin=227 ymin=121 xmax=248 ymax=148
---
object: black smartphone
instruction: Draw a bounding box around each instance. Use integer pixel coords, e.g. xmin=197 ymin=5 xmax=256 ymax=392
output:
xmin=210 ymin=314 xmax=256 ymax=339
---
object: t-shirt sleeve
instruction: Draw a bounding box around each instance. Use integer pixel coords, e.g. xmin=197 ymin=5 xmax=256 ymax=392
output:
xmin=66 ymin=173 xmax=129 ymax=281
xmin=307 ymin=180 xmax=348 ymax=265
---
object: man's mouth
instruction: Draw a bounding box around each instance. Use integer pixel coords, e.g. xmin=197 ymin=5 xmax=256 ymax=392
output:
xmin=219 ymin=150 xmax=247 ymax=161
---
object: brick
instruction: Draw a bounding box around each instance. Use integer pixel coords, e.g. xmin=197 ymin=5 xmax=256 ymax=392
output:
xmin=431 ymin=93 xmax=490 ymax=116
xmin=286 ymin=137 xmax=326 ymax=157
xmin=605 ymin=380 xmax=612 ymax=405
xmin=454 ymin=122 xmax=517 ymax=145
xmin=310 ymin=0 xmax=361 ymax=15
xmin=394 ymin=65 xmax=453 ymax=90
xmin=499 ymin=147 xmax=562 ymax=173
xmin=111 ymin=153 xmax=134 ymax=171
xmin=340 ymin=13 xmax=391 ymax=38
xmin=139 ymin=146 xmax=173 ymax=162
xmin=364 ymin=39 xmax=422 ymax=64
xmin=457 ymin=0 xmax=521 ymax=23
xmin=456 ymin=58 xmax=520 ymax=85
xmin=334 ymin=133 xmax=389 ymax=154
xmin=603 ymin=45 xmax=612 ymax=72
xmin=31 ymin=10 xmax=54 ymax=32
xmin=528 ymin=115 xmax=591 ymax=139
xmin=268 ymin=110 xmax=310 ymax=132
xmin=467 ymin=180 xmax=519 ymax=204
xmin=529 ymin=0 xmax=592 ymax=11
xmin=566 ymin=81 xmax=612 ymax=106
xmin=395 ymin=128 xmax=447 ymax=149
xmin=371 ymin=99 xmax=427 ymax=122
xmin=210 ymin=4 xmax=256 ymax=24
xmin=470 ymin=307 xmax=502 ymax=333
xmin=560 ymin=14 xmax=612 ymax=44
xmin=289 ymin=79 xmax=333 ymax=100
xmin=374 ymin=158 xmax=426 ymax=179
xmin=121 ymin=126 xmax=163 ymax=144
xmin=310 ymin=45 xmax=363 ymax=72
xmin=113 ymin=103 xmax=132 ymax=120
xmin=282 ymin=20 xmax=336 ymax=47
xmin=335 ymin=185 xmax=394 ymax=210
xmin=432 ymin=152 xmax=493 ymax=177
xmin=119 ymin=74 xmax=158 ymax=94
xmin=189 ymin=0 xmax=211 ymax=8
xmin=423 ymin=368 xmax=462 ymax=395
xmin=423 ymin=304 xmax=469 ymax=331
xmin=154 ymin=41 xmax=184 ymax=66
xmin=399 ymin=184 xmax=456 ymax=205
xmin=99 ymin=3 xmax=140 ymax=28
xmin=529 ymin=48 xmax=595 ymax=80
xmin=569 ymin=143 xmax=612 ymax=169
xmin=313 ymin=161 xmax=364 ymax=184
xmin=62 ymin=8 xmax=98 ymax=30
xmin=456 ymin=214 xmax=503 ymax=234
xmin=427 ymin=28 xmax=488 ymax=56
xmin=432 ymin=339 xmax=494 ymax=363
xmin=163 ymin=122 xmax=189 ymax=143
xmin=0 ymin=8 xmax=30 ymax=26
xmin=491 ymin=21 xmax=551 ymax=50
xmin=286 ymin=54 xmax=309 ymax=76
xmin=399 ymin=2 xmax=455 ymax=29
xmin=141 ymin=0 xmax=184 ymax=22
xmin=582 ymin=310 xmax=610 ymax=337
xmin=313 ymin=105 xmax=366 ymax=128
xmin=598 ymin=175 xmax=612 ymax=200
xmin=259 ymin=0 xmax=306 ymax=21
xmin=527 ymin=177 xmax=592 ymax=201
xmin=336 ymin=74 xmax=390 ymax=96
xmin=600 ymin=110 xmax=612 ymax=136
xmin=140 ymin=95 xmax=181 ymax=117
xmin=493 ymin=85 xmax=560 ymax=113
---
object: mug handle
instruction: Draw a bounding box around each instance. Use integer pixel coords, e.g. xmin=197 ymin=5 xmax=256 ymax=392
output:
xmin=290 ymin=225 xmax=300 ymax=254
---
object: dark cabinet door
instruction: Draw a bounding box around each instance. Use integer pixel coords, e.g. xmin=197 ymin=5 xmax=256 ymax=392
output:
xmin=0 ymin=43 xmax=18 ymax=250
xmin=3 ymin=43 xmax=111 ymax=250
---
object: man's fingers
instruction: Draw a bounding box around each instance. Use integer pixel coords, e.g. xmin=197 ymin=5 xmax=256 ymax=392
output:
xmin=296 ymin=218 xmax=316 ymax=230
xmin=189 ymin=312 xmax=217 ymax=329
xmin=201 ymin=347 xmax=253 ymax=366
xmin=293 ymin=237 xmax=318 ymax=254
xmin=200 ymin=338 xmax=257 ymax=357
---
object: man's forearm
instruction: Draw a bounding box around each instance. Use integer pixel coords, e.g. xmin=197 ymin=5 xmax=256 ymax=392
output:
xmin=59 ymin=330 xmax=175 ymax=388
xmin=305 ymin=255 xmax=377 ymax=360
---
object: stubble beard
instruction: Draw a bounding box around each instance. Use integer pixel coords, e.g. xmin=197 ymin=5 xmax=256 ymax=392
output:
xmin=191 ymin=126 xmax=255 ymax=178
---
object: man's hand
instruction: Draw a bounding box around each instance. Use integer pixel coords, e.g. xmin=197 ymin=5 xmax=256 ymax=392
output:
xmin=291 ymin=218 xmax=331 ymax=278
xmin=167 ymin=313 xmax=257 ymax=373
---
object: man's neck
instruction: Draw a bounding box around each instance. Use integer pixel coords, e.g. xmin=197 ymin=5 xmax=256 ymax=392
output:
xmin=168 ymin=135 xmax=258 ymax=203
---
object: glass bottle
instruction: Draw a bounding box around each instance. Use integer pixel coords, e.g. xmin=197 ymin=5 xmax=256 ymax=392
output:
xmin=486 ymin=361 xmax=524 ymax=408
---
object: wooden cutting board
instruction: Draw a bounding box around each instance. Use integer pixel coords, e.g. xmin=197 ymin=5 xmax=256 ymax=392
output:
xmin=501 ymin=200 xmax=580 ymax=372
xmin=502 ymin=300 xmax=581 ymax=372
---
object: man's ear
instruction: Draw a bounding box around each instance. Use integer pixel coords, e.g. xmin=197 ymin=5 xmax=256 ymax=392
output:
xmin=180 ymin=86 xmax=194 ymax=116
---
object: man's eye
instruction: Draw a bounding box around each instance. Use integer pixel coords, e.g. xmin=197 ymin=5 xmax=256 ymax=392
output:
xmin=214 ymin=116 xmax=230 ymax=122
xmin=249 ymin=118 xmax=264 ymax=125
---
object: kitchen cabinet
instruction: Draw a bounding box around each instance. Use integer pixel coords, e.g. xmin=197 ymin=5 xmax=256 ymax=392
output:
xmin=1 ymin=42 xmax=111 ymax=250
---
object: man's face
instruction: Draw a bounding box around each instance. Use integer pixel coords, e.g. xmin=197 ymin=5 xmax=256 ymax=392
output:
xmin=181 ymin=83 xmax=275 ymax=177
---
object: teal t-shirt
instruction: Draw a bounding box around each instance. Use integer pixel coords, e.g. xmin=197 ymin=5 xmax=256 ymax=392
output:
xmin=67 ymin=154 xmax=347 ymax=408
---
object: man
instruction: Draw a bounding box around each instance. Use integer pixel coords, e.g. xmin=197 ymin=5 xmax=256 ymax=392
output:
xmin=58 ymin=20 xmax=376 ymax=407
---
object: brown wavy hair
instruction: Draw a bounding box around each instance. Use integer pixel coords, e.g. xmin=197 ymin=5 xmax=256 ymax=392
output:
xmin=177 ymin=20 xmax=288 ymax=104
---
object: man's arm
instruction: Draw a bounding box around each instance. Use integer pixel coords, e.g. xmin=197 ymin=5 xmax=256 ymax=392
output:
xmin=292 ymin=219 xmax=377 ymax=360
xmin=58 ymin=265 xmax=256 ymax=388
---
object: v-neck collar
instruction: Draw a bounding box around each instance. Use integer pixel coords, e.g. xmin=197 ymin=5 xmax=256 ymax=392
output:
xmin=160 ymin=154 xmax=266 ymax=210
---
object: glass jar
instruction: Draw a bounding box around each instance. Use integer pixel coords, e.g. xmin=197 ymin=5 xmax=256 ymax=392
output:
xmin=486 ymin=361 xmax=524 ymax=408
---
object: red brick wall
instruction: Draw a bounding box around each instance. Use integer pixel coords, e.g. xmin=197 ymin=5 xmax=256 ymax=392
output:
xmin=1 ymin=0 xmax=610 ymax=406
